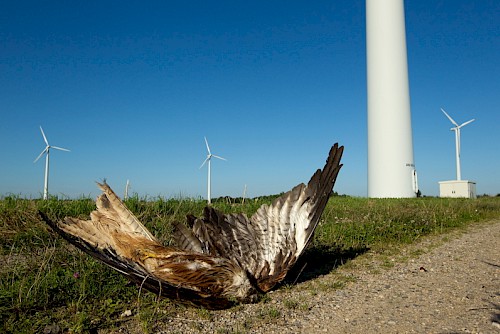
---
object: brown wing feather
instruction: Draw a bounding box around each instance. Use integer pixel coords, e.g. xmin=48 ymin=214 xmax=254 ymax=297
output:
xmin=173 ymin=143 xmax=344 ymax=292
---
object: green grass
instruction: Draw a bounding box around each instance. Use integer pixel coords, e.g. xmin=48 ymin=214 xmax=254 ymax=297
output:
xmin=314 ymin=196 xmax=498 ymax=249
xmin=1 ymin=194 xmax=499 ymax=333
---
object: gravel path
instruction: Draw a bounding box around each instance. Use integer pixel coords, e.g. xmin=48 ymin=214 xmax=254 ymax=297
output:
xmin=108 ymin=219 xmax=500 ymax=334
xmin=300 ymin=219 xmax=500 ymax=334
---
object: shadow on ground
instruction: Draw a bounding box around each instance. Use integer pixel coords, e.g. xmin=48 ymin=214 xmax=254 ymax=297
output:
xmin=484 ymin=263 xmax=500 ymax=326
xmin=490 ymin=295 xmax=500 ymax=326
xmin=282 ymin=245 xmax=369 ymax=286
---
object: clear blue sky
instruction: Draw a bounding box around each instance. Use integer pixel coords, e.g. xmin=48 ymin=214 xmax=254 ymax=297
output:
xmin=1 ymin=1 xmax=499 ymax=199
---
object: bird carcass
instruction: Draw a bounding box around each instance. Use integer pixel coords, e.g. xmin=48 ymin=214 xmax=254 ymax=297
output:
xmin=40 ymin=143 xmax=343 ymax=309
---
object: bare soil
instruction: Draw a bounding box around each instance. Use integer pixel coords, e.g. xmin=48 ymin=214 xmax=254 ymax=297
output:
xmin=103 ymin=219 xmax=500 ymax=334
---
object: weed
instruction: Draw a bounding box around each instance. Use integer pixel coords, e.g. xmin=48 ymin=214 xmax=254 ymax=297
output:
xmin=258 ymin=306 xmax=281 ymax=319
xmin=259 ymin=293 xmax=271 ymax=304
xmin=196 ymin=307 xmax=213 ymax=321
xmin=283 ymin=298 xmax=299 ymax=309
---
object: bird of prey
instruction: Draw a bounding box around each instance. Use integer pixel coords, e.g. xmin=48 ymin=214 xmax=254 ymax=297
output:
xmin=40 ymin=143 xmax=343 ymax=309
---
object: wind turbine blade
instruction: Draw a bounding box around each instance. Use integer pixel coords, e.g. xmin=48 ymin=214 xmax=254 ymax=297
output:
xmin=40 ymin=126 xmax=49 ymax=145
xmin=199 ymin=157 xmax=210 ymax=169
xmin=204 ymin=137 xmax=211 ymax=154
xmin=212 ymin=154 xmax=227 ymax=161
xmin=440 ymin=108 xmax=459 ymax=127
xmin=459 ymin=119 xmax=475 ymax=128
xmin=51 ymin=146 xmax=70 ymax=152
xmin=34 ymin=147 xmax=48 ymax=163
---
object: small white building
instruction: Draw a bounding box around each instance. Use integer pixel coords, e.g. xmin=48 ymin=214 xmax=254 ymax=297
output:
xmin=439 ymin=180 xmax=477 ymax=199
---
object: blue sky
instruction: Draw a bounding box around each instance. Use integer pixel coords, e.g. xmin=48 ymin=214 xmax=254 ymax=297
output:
xmin=1 ymin=1 xmax=499 ymax=199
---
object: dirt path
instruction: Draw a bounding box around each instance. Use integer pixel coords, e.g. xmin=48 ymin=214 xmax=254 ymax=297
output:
xmin=299 ymin=219 xmax=500 ymax=334
xmin=106 ymin=219 xmax=500 ymax=333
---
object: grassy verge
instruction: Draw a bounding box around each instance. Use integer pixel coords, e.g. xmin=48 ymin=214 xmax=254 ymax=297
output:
xmin=1 ymin=195 xmax=499 ymax=333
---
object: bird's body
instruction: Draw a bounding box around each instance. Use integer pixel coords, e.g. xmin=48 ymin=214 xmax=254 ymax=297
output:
xmin=41 ymin=143 xmax=343 ymax=309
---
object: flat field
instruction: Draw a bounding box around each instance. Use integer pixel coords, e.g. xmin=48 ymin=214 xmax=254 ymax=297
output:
xmin=1 ymin=195 xmax=499 ymax=333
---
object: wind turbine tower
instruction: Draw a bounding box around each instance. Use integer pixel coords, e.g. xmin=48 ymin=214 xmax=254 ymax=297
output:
xmin=34 ymin=126 xmax=70 ymax=200
xmin=124 ymin=179 xmax=130 ymax=200
xmin=199 ymin=137 xmax=226 ymax=204
xmin=366 ymin=0 xmax=417 ymax=198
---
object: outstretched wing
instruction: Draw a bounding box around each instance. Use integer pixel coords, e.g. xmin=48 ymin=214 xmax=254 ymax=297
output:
xmin=173 ymin=143 xmax=344 ymax=292
xmin=40 ymin=182 xmax=257 ymax=309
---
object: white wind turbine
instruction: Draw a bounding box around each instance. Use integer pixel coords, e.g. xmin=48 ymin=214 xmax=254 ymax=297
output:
xmin=440 ymin=108 xmax=475 ymax=181
xmin=34 ymin=126 xmax=70 ymax=200
xmin=199 ymin=137 xmax=226 ymax=204
xmin=124 ymin=179 xmax=130 ymax=200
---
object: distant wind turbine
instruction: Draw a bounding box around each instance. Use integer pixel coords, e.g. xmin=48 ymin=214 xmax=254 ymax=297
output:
xmin=440 ymin=108 xmax=475 ymax=181
xmin=242 ymin=184 xmax=247 ymax=205
xmin=124 ymin=179 xmax=130 ymax=200
xmin=199 ymin=137 xmax=226 ymax=204
xmin=34 ymin=126 xmax=70 ymax=200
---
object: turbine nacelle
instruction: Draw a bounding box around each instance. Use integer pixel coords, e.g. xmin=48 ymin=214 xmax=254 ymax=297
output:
xmin=441 ymin=108 xmax=475 ymax=130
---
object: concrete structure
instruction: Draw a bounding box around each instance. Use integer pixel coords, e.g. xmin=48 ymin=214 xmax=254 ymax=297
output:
xmin=366 ymin=0 xmax=417 ymax=198
xmin=439 ymin=180 xmax=477 ymax=199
